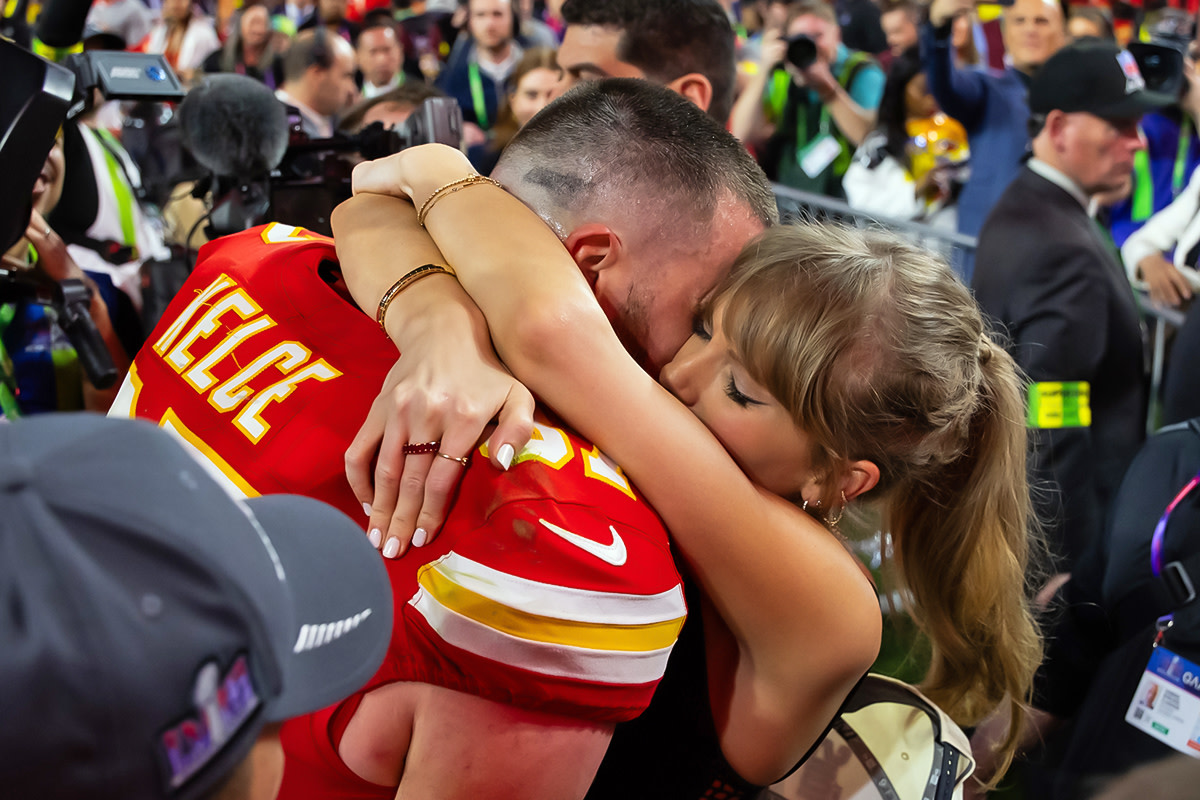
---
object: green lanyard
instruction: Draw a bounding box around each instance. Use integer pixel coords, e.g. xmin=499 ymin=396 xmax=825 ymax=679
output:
xmin=0 ymin=304 xmax=21 ymax=419
xmin=467 ymin=61 xmax=490 ymax=130
xmin=1173 ymin=117 xmax=1192 ymax=197
xmin=93 ymin=127 xmax=139 ymax=254
xmin=1132 ymin=117 xmax=1193 ymax=222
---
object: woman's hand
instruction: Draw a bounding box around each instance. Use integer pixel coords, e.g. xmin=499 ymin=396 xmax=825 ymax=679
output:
xmin=25 ymin=210 xmax=88 ymax=284
xmin=331 ymin=193 xmax=535 ymax=558
xmin=346 ymin=328 xmax=535 ymax=559
xmin=1138 ymin=253 xmax=1193 ymax=308
xmin=351 ymin=144 xmax=477 ymax=204
xmin=928 ymin=0 xmax=973 ymax=28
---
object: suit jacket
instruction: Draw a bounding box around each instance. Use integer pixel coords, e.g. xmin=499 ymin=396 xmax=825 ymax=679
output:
xmin=973 ymin=167 xmax=1147 ymax=568
xmin=920 ymin=23 xmax=1030 ymax=248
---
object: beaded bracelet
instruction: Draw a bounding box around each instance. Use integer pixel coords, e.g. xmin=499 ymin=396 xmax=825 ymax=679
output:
xmin=376 ymin=263 xmax=457 ymax=334
xmin=416 ymin=174 xmax=503 ymax=227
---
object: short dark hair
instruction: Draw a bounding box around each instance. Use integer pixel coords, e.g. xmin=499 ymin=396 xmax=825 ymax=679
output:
xmin=282 ymin=29 xmax=334 ymax=82
xmin=1067 ymin=6 xmax=1115 ymax=40
xmin=336 ymin=82 xmax=446 ymax=132
xmin=561 ymin=0 xmax=737 ymax=124
xmin=496 ymin=78 xmax=778 ymax=234
xmin=880 ymin=0 xmax=921 ymax=24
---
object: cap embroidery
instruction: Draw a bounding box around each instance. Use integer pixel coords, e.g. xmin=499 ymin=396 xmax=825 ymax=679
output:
xmin=159 ymin=655 xmax=261 ymax=789
xmin=1117 ymin=51 xmax=1145 ymax=94
xmin=293 ymin=608 xmax=373 ymax=653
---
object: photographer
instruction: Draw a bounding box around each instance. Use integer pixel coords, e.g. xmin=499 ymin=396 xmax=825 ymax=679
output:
xmin=2 ymin=131 xmax=130 ymax=418
xmin=730 ymin=0 xmax=883 ymax=198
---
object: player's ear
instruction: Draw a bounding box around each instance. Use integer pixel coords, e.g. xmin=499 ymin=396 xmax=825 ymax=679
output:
xmin=664 ymin=73 xmax=714 ymax=115
xmin=563 ymin=224 xmax=622 ymax=277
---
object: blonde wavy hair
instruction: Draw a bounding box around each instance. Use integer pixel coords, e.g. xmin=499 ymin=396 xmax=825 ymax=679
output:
xmin=711 ymin=223 xmax=1043 ymax=781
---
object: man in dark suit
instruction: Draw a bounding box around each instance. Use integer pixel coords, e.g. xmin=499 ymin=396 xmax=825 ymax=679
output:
xmin=973 ymin=39 xmax=1170 ymax=572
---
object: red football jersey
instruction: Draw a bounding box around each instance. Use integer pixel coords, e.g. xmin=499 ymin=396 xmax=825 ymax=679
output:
xmin=110 ymin=224 xmax=686 ymax=766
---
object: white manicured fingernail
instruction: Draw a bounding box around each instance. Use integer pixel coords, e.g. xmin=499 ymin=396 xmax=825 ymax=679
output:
xmin=412 ymin=527 xmax=428 ymax=547
xmin=383 ymin=537 xmax=400 ymax=559
xmin=497 ymin=443 xmax=515 ymax=471
xmin=363 ymin=502 xmax=372 ymax=516
xmin=368 ymin=528 xmax=382 ymax=549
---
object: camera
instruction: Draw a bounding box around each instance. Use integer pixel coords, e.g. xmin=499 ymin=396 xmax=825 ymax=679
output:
xmin=785 ymin=34 xmax=819 ymax=71
xmin=0 ymin=39 xmax=185 ymax=388
xmin=1129 ymin=40 xmax=1187 ymax=99
xmin=203 ymin=96 xmax=464 ymax=239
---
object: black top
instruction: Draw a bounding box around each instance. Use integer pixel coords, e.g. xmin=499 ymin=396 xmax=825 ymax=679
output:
xmin=585 ymin=569 xmax=857 ymax=799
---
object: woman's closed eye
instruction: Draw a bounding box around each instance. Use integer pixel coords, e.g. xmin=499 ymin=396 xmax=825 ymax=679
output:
xmin=725 ymin=375 xmax=765 ymax=407
xmin=692 ymin=314 xmax=712 ymax=341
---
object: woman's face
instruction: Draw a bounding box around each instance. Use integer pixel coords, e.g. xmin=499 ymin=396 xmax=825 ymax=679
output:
xmin=241 ymin=6 xmax=271 ymax=49
xmin=32 ymin=134 xmax=65 ymax=217
xmin=510 ymin=67 xmax=562 ymax=128
xmin=951 ymin=12 xmax=972 ymax=49
xmin=660 ymin=301 xmax=817 ymax=499
xmin=905 ymin=72 xmax=939 ymax=120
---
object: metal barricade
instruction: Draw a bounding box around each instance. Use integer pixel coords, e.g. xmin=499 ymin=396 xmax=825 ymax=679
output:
xmin=1142 ymin=299 xmax=1186 ymax=436
xmin=770 ymin=183 xmax=978 ymax=267
xmin=771 ymin=183 xmax=1183 ymax=435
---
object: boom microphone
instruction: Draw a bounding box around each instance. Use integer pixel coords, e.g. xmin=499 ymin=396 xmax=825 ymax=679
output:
xmin=32 ymin=0 xmax=93 ymax=48
xmin=178 ymin=74 xmax=289 ymax=178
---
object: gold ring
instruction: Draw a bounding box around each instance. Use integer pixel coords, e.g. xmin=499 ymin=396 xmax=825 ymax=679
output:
xmin=436 ymin=452 xmax=471 ymax=466
xmin=402 ymin=441 xmax=441 ymax=455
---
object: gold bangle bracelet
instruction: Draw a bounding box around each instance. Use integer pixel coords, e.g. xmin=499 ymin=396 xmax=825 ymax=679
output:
xmin=376 ymin=263 xmax=457 ymax=333
xmin=416 ymin=174 xmax=503 ymax=227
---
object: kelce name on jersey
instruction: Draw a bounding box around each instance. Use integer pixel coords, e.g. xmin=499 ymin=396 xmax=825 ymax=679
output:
xmin=148 ymin=273 xmax=342 ymax=444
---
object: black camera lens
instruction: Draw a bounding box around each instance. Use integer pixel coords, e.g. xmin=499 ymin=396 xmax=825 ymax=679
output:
xmin=785 ymin=34 xmax=818 ymax=70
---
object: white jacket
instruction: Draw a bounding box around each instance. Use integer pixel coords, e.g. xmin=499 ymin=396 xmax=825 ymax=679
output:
xmin=1120 ymin=166 xmax=1200 ymax=293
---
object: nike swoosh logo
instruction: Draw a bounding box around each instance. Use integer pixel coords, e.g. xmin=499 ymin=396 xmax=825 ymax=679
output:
xmin=538 ymin=519 xmax=628 ymax=566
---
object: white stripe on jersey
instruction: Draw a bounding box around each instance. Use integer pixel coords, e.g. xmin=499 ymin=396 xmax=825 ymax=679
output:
xmin=409 ymin=585 xmax=677 ymax=685
xmin=428 ymin=551 xmax=686 ymax=626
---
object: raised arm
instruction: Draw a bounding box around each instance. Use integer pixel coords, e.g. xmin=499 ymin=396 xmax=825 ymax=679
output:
xmin=342 ymin=146 xmax=881 ymax=782
xmin=921 ymin=0 xmax=988 ymax=129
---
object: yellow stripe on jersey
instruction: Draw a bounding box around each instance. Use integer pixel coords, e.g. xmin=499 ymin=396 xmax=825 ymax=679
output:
xmin=409 ymin=551 xmax=686 ymax=685
xmin=417 ymin=566 xmax=684 ymax=651
xmin=410 ymin=588 xmax=678 ymax=685
xmin=428 ymin=552 xmax=686 ymax=624
xmin=159 ymin=409 xmax=261 ymax=499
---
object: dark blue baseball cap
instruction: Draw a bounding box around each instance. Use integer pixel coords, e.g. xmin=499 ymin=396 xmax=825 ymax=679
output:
xmin=0 ymin=414 xmax=393 ymax=800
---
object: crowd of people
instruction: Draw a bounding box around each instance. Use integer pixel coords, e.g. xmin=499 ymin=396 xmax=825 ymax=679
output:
xmin=7 ymin=0 xmax=1200 ymax=799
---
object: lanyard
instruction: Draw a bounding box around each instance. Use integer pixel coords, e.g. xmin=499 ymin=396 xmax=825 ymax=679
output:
xmin=1132 ymin=118 xmax=1194 ymax=222
xmin=0 ymin=304 xmax=21 ymax=419
xmin=467 ymin=61 xmax=490 ymax=130
xmin=1151 ymin=473 xmax=1200 ymax=577
xmin=1173 ymin=116 xmax=1192 ymax=197
xmin=92 ymin=127 xmax=138 ymax=255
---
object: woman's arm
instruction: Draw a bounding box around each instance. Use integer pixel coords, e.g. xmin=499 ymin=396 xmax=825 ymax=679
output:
xmin=1121 ymin=168 xmax=1200 ymax=307
xmin=729 ymin=31 xmax=787 ymax=146
xmin=331 ymin=196 xmax=534 ymax=556
xmin=344 ymin=147 xmax=881 ymax=781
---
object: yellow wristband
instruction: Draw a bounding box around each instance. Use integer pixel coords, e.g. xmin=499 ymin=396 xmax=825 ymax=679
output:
xmin=376 ymin=263 xmax=457 ymax=334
